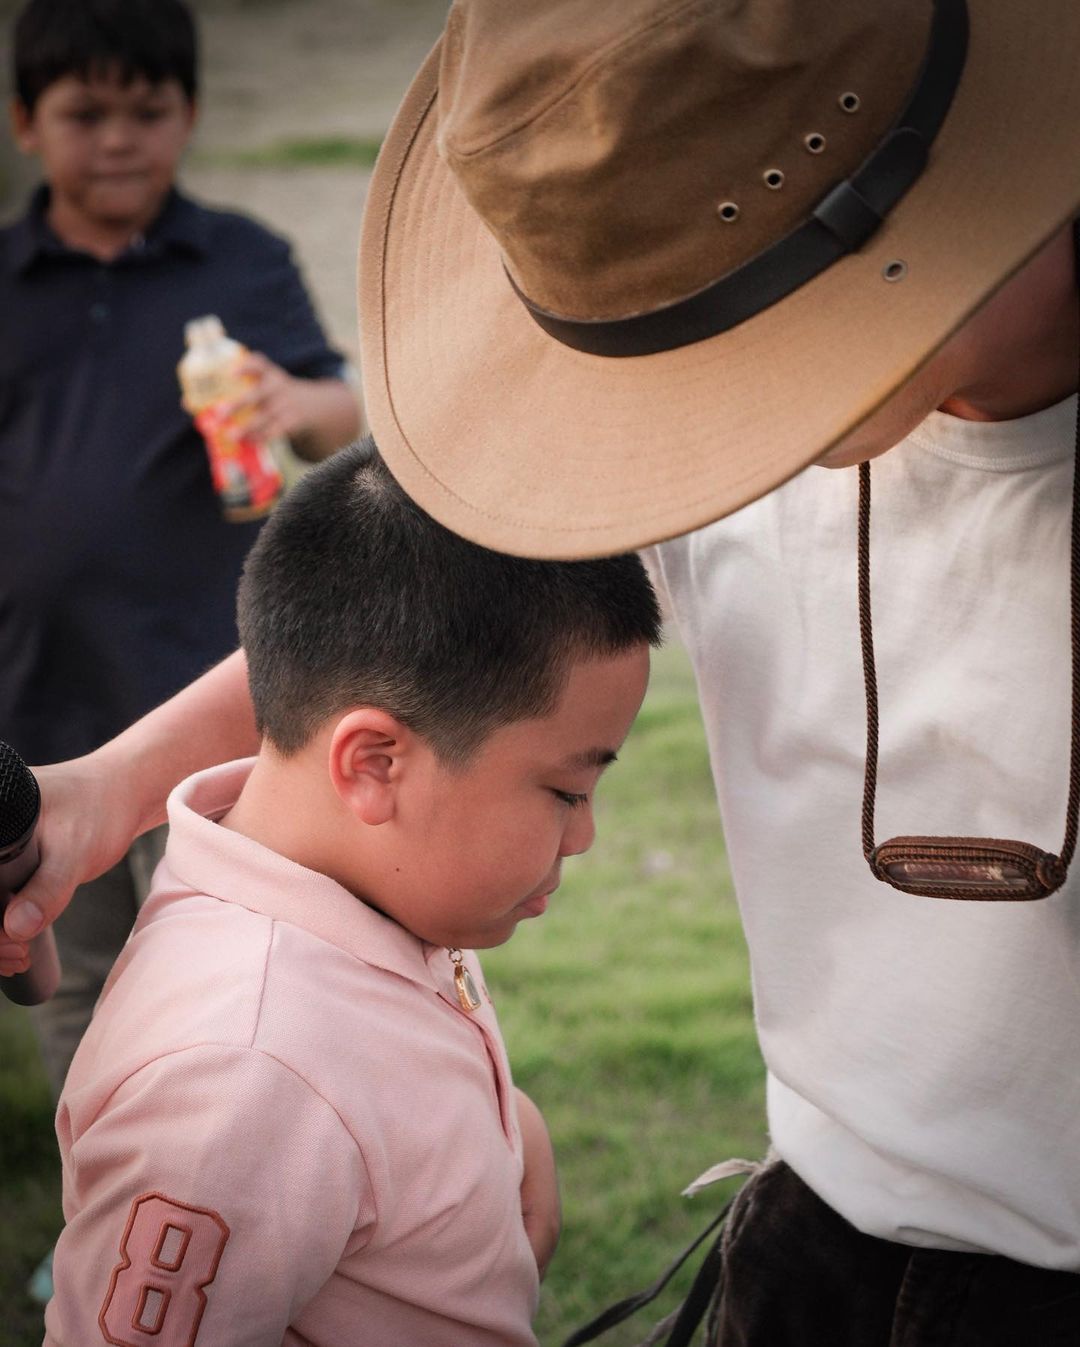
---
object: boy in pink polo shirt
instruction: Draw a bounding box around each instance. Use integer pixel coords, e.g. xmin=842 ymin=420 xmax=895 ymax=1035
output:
xmin=44 ymin=438 xmax=660 ymax=1347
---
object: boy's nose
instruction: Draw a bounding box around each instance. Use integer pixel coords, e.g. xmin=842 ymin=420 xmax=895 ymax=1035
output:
xmin=559 ymin=804 xmax=596 ymax=858
xmin=100 ymin=115 xmax=137 ymax=152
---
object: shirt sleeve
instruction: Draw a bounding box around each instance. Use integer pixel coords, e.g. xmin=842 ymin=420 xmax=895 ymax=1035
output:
xmin=639 ymin=544 xmax=675 ymax=624
xmin=246 ymin=234 xmax=349 ymax=382
xmin=46 ymin=1044 xmax=374 ymax=1347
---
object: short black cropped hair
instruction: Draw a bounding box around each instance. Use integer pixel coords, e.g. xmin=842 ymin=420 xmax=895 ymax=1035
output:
xmin=238 ymin=439 xmax=662 ymax=762
xmin=14 ymin=0 xmax=198 ymax=112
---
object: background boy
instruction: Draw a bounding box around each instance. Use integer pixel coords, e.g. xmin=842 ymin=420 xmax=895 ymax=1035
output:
xmin=2 ymin=0 xmax=359 ymax=1103
xmin=44 ymin=438 xmax=660 ymax=1346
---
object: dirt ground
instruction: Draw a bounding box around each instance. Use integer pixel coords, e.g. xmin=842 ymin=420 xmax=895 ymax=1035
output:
xmin=188 ymin=0 xmax=450 ymax=361
xmin=1 ymin=0 xmax=452 ymax=361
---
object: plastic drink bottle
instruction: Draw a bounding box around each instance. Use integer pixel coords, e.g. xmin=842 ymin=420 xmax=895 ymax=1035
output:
xmin=177 ymin=315 xmax=285 ymax=521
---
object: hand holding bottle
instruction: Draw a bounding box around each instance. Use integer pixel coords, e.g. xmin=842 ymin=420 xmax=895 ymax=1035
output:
xmin=178 ymin=315 xmax=285 ymax=521
xmin=216 ymin=351 xmax=328 ymax=447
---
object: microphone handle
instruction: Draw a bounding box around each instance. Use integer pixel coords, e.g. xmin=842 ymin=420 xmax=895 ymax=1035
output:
xmin=0 ymin=836 xmax=61 ymax=1006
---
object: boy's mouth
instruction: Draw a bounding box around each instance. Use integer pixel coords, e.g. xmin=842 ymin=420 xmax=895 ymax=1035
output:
xmin=518 ymin=891 xmax=551 ymax=918
xmin=519 ymin=872 xmax=560 ymax=917
xmin=92 ymin=170 xmax=149 ymax=183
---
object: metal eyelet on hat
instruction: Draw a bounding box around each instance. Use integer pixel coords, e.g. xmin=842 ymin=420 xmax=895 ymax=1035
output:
xmin=717 ymin=201 xmax=740 ymax=223
xmin=763 ymin=169 xmax=785 ymax=190
xmin=804 ymin=133 xmax=827 ymax=154
xmin=882 ymin=259 xmax=908 ymax=282
xmin=839 ymin=91 xmax=861 ymax=113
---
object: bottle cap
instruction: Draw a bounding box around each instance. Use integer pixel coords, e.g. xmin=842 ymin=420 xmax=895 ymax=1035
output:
xmin=184 ymin=315 xmax=225 ymax=347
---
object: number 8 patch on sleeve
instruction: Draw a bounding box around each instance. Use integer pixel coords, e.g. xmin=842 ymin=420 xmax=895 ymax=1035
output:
xmin=99 ymin=1193 xmax=231 ymax=1346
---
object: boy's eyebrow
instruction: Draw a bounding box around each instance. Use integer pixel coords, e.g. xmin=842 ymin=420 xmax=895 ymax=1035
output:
xmin=562 ymin=748 xmax=619 ymax=770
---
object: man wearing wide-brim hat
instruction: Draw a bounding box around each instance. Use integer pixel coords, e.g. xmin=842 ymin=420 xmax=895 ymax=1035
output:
xmin=355 ymin=0 xmax=1080 ymax=1339
xmin=5 ymin=0 xmax=1080 ymax=1341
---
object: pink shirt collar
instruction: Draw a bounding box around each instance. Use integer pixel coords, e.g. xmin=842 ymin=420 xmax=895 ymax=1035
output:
xmin=165 ymin=759 xmax=443 ymax=994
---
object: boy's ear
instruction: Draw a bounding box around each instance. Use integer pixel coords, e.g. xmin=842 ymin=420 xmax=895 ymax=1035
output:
xmin=328 ymin=709 xmax=414 ymax=826
xmin=11 ymin=99 xmax=37 ymax=154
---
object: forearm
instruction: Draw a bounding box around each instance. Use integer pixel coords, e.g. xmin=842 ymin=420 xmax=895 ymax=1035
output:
xmin=96 ymin=649 xmax=257 ymax=835
xmin=1 ymin=651 xmax=257 ymax=957
xmin=290 ymin=377 xmax=363 ymax=461
xmin=514 ymin=1085 xmax=561 ymax=1277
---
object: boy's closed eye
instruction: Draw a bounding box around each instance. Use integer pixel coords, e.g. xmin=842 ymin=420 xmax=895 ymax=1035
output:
xmin=549 ymin=748 xmax=621 ymax=810
xmin=66 ymin=105 xmax=103 ymax=126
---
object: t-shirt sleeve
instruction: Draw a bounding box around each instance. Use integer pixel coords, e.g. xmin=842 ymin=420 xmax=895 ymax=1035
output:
xmin=45 ymin=1044 xmax=373 ymax=1347
xmin=639 ymin=544 xmax=675 ymax=622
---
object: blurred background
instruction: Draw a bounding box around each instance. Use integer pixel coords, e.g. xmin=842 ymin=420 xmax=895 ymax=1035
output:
xmin=0 ymin=0 xmax=452 ymax=357
xmin=0 ymin=3 xmax=764 ymax=1343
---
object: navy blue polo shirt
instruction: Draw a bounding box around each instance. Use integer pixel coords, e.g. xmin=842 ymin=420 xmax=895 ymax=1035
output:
xmin=0 ymin=187 xmax=346 ymax=763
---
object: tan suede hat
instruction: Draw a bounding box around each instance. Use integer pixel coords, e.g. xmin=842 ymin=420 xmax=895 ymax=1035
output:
xmin=360 ymin=0 xmax=1080 ymax=559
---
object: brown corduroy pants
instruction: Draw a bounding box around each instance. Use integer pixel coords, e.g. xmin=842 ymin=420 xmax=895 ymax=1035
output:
xmin=709 ymin=1159 xmax=1080 ymax=1347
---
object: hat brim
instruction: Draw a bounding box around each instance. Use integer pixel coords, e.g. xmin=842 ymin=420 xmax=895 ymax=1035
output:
xmin=360 ymin=1 xmax=1080 ymax=559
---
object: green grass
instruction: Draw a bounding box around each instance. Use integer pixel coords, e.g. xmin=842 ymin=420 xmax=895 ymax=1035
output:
xmin=0 ymin=641 xmax=765 ymax=1346
xmin=193 ymin=134 xmax=384 ymax=170
xmin=485 ymin=642 xmax=766 ymax=1342
xmin=0 ymin=994 xmax=63 ymax=1346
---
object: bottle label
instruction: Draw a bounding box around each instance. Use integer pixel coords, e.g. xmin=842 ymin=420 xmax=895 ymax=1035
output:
xmin=194 ymin=406 xmax=284 ymax=522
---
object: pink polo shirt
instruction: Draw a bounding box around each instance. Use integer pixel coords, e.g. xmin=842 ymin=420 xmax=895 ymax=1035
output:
xmin=45 ymin=759 xmax=539 ymax=1347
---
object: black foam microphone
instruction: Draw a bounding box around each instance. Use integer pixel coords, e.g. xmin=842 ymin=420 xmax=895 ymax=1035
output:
xmin=0 ymin=740 xmax=61 ymax=1005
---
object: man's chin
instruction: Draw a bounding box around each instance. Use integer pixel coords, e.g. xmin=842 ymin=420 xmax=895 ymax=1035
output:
xmin=814 ymin=451 xmax=864 ymax=470
xmin=814 ymin=439 xmax=896 ymax=469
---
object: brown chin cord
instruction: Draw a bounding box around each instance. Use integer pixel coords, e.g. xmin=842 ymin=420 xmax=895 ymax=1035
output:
xmin=856 ymin=224 xmax=1080 ymax=901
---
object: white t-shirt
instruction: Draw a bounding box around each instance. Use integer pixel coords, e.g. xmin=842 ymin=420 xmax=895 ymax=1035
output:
xmin=649 ymin=396 xmax=1080 ymax=1269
